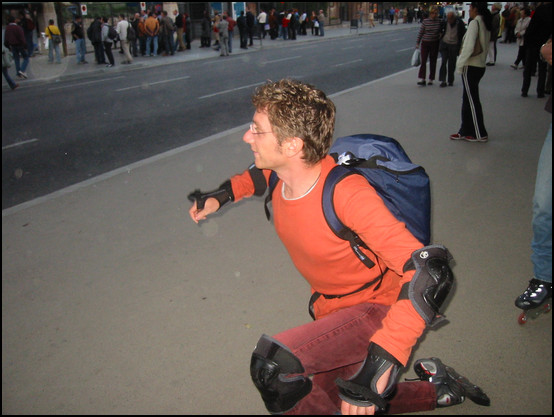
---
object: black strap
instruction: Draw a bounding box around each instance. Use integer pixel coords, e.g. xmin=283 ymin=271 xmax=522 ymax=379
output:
xmin=308 ymin=270 xmax=387 ymax=320
xmin=248 ymin=164 xmax=268 ymax=197
xmin=264 ymin=171 xmax=279 ymax=220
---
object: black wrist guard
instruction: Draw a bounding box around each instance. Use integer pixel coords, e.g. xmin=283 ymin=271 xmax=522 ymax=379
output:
xmin=336 ymin=343 xmax=401 ymax=410
xmin=188 ymin=180 xmax=234 ymax=210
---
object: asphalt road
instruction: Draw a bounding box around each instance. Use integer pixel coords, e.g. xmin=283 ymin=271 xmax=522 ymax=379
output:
xmin=2 ymin=27 xmax=419 ymax=210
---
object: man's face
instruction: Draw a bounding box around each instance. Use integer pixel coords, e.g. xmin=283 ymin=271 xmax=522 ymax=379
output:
xmin=243 ymin=110 xmax=286 ymax=170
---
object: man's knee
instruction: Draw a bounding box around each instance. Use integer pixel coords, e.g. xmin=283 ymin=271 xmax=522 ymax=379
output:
xmin=250 ymin=334 xmax=312 ymax=414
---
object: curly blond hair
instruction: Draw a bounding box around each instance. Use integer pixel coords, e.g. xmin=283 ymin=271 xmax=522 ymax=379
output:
xmin=251 ymin=79 xmax=336 ymax=165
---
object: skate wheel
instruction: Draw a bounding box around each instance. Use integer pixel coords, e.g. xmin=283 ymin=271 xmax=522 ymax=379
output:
xmin=518 ymin=311 xmax=527 ymax=325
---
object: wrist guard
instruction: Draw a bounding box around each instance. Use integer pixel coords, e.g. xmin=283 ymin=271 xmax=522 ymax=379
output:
xmin=188 ymin=180 xmax=234 ymax=210
xmin=335 ymin=343 xmax=401 ymax=411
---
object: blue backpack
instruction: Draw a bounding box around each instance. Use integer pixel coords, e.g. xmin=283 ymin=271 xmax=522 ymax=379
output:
xmin=264 ymin=134 xmax=431 ymax=270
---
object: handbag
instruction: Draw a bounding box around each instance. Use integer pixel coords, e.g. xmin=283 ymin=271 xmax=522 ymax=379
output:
xmin=411 ymin=48 xmax=421 ymax=66
xmin=50 ymin=26 xmax=62 ymax=44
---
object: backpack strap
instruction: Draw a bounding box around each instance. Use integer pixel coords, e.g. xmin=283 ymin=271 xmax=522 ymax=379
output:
xmin=264 ymin=170 xmax=279 ymax=220
xmin=323 ymin=165 xmax=376 ymax=270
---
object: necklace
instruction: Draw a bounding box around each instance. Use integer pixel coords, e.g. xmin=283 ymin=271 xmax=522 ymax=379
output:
xmin=281 ymin=172 xmax=321 ymax=201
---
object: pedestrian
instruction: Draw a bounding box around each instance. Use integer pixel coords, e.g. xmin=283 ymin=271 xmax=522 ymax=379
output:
xmin=212 ymin=13 xmax=221 ymax=51
xmin=515 ymin=37 xmax=552 ymax=317
xmin=217 ymin=14 xmax=229 ymax=57
xmin=268 ymin=9 xmax=279 ymax=40
xmin=45 ymin=18 xmax=62 ymax=64
xmin=71 ymin=15 xmax=87 ymax=64
xmin=438 ymin=11 xmax=466 ymax=87
xmin=288 ymin=10 xmax=297 ymax=41
xmin=318 ymin=10 xmax=325 ymax=36
xmin=87 ymin=16 xmax=105 ymax=64
xmin=144 ymin=11 xmax=160 ymax=56
xmin=520 ymin=2 xmax=552 ymax=98
xmin=310 ymin=10 xmax=318 ymax=36
xmin=223 ymin=11 xmax=236 ymax=53
xmin=258 ymin=9 xmax=267 ymax=39
xmin=2 ymin=43 xmax=19 ymax=90
xmin=499 ymin=4 xmax=510 ymax=43
xmin=280 ymin=10 xmax=289 ymax=40
xmin=173 ymin=9 xmax=186 ymax=52
xmin=368 ymin=10 xmax=376 ymax=28
xmin=116 ymin=14 xmax=133 ymax=64
xmin=101 ymin=16 xmax=114 ymax=67
xmin=160 ymin=10 xmax=176 ymax=56
xmin=184 ymin=13 xmax=192 ymax=50
xmin=3 ymin=15 xmax=29 ymax=78
xmin=511 ymin=7 xmax=531 ymax=70
xmin=246 ymin=7 xmax=255 ymax=46
xmin=237 ymin=11 xmax=248 ymax=49
xmin=130 ymin=13 xmax=140 ymax=57
xmin=450 ymin=2 xmax=492 ymax=143
xmin=415 ymin=6 xmax=442 ymax=86
xmin=137 ymin=14 xmax=147 ymax=56
xmin=299 ymin=10 xmax=308 ymax=35
xmin=486 ymin=3 xmax=502 ymax=66
xmin=200 ymin=11 xmax=211 ymax=48
xmin=358 ymin=6 xmax=364 ymax=27
xmin=21 ymin=11 xmax=35 ymax=57
xmin=188 ymin=78 xmax=490 ymax=415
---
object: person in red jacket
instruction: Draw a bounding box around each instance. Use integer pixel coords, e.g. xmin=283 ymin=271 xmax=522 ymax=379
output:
xmin=3 ymin=15 xmax=29 ymax=79
xmin=188 ymin=79 xmax=490 ymax=415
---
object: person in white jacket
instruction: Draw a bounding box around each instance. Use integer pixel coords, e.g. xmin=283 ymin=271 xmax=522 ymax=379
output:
xmin=116 ymin=14 xmax=133 ymax=64
xmin=450 ymin=2 xmax=492 ymax=143
xmin=511 ymin=7 xmax=531 ymax=70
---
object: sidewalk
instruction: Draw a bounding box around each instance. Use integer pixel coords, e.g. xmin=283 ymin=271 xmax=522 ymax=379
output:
xmin=3 ymin=21 xmax=415 ymax=88
xmin=2 ymin=24 xmax=552 ymax=415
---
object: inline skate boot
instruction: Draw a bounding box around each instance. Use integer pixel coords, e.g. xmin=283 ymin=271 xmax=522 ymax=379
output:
xmin=413 ymin=357 xmax=490 ymax=407
xmin=515 ymin=278 xmax=552 ymax=324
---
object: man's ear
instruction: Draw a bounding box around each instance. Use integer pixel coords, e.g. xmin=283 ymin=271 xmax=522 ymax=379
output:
xmin=282 ymin=137 xmax=304 ymax=158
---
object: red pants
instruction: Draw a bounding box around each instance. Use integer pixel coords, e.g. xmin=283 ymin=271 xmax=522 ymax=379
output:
xmin=418 ymin=40 xmax=440 ymax=81
xmin=272 ymin=303 xmax=437 ymax=414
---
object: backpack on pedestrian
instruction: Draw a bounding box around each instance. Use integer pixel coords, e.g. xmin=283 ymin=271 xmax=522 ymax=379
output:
xmin=2 ymin=44 xmax=14 ymax=69
xmin=127 ymin=23 xmax=136 ymax=41
xmin=264 ymin=133 xmax=431 ymax=266
xmin=107 ymin=24 xmax=119 ymax=41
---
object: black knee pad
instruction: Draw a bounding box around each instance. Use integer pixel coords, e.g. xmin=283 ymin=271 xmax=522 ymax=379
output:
xmin=250 ymin=334 xmax=312 ymax=414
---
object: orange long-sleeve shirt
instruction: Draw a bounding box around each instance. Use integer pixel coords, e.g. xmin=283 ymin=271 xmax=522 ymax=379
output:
xmin=230 ymin=155 xmax=426 ymax=365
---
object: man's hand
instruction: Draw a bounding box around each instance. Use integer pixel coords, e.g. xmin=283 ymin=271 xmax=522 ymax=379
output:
xmin=340 ymin=401 xmax=377 ymax=415
xmin=339 ymin=365 xmax=393 ymax=415
xmin=188 ymin=198 xmax=220 ymax=223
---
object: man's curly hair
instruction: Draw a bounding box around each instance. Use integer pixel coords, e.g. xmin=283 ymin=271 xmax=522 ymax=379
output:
xmin=251 ymin=79 xmax=336 ymax=165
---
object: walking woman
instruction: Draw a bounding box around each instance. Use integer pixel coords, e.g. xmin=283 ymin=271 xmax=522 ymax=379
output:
xmin=450 ymin=2 xmax=492 ymax=143
xmin=415 ymin=6 xmax=442 ymax=86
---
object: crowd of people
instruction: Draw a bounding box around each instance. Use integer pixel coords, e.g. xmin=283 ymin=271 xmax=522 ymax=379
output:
xmin=83 ymin=9 xmax=192 ymax=66
xmin=414 ymin=2 xmax=551 ymax=145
